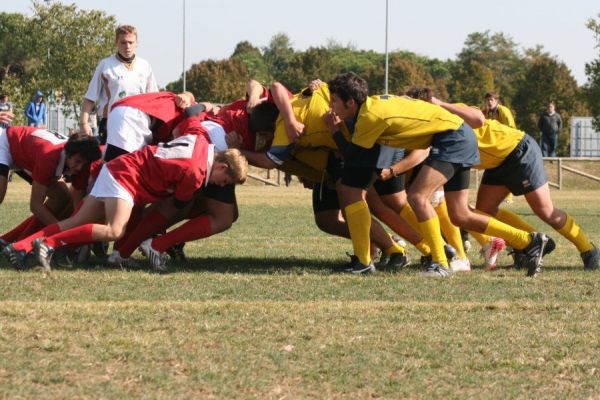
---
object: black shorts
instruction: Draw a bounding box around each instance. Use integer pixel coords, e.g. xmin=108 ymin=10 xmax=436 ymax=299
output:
xmin=312 ymin=182 xmax=340 ymax=213
xmin=199 ymin=183 xmax=237 ymax=204
xmin=373 ymin=174 xmax=405 ymax=196
xmin=481 ymin=134 xmax=547 ymax=195
xmin=423 ymin=160 xmax=471 ymax=192
xmin=340 ymin=166 xmax=380 ymax=189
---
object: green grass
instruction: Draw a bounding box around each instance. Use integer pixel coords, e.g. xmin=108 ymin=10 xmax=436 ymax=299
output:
xmin=1 ymin=181 xmax=600 ymax=399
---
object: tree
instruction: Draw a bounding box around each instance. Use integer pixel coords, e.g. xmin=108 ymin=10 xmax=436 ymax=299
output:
xmin=169 ymin=59 xmax=250 ymax=104
xmin=513 ymin=51 xmax=585 ymax=155
xmin=231 ymin=41 xmax=271 ymax=84
xmin=448 ymin=31 xmax=525 ymax=106
xmin=262 ymin=33 xmax=295 ymax=81
xmin=29 ymin=1 xmax=116 ymax=116
xmin=585 ymin=14 xmax=600 ymax=129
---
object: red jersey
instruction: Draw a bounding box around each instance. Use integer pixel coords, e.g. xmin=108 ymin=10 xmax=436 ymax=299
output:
xmin=6 ymin=126 xmax=67 ymax=186
xmin=106 ymin=129 xmax=211 ymax=205
xmin=111 ymin=92 xmax=188 ymax=144
xmin=204 ymin=86 xmax=287 ymax=151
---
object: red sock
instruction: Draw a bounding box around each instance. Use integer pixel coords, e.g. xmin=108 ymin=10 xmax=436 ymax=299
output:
xmin=116 ymin=209 xmax=168 ymax=258
xmin=16 ymin=217 xmax=45 ymax=240
xmin=152 ymin=215 xmax=212 ymax=252
xmin=1 ymin=216 xmax=37 ymax=242
xmin=13 ymin=223 xmax=61 ymax=252
xmin=45 ymin=224 xmax=94 ymax=249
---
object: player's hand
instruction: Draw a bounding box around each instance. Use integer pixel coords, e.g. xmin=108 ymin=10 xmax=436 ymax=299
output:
xmin=308 ymin=79 xmax=323 ymax=92
xmin=175 ymin=92 xmax=194 ymax=109
xmin=323 ymin=110 xmax=341 ymax=133
xmin=285 ymin=119 xmax=305 ymax=143
xmin=79 ymin=123 xmax=93 ymax=136
xmin=379 ymin=168 xmax=394 ymax=181
xmin=246 ymin=96 xmax=267 ymax=114
xmin=429 ymin=96 xmax=442 ymax=106
xmin=225 ymin=131 xmax=243 ymax=149
xmin=0 ymin=111 xmax=14 ymax=125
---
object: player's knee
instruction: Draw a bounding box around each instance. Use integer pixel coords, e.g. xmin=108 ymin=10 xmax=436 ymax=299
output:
xmin=407 ymin=191 xmax=428 ymax=210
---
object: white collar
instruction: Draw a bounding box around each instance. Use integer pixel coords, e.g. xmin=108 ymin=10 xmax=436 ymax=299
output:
xmin=204 ymin=144 xmax=215 ymax=187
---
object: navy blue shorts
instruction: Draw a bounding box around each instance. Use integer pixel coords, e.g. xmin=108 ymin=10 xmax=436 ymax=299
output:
xmin=481 ymin=134 xmax=547 ymax=195
xmin=428 ymin=123 xmax=480 ymax=167
xmin=199 ymin=183 xmax=237 ymax=204
xmin=312 ymin=182 xmax=340 ymax=213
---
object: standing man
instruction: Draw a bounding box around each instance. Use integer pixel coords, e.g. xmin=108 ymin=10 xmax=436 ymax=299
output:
xmin=483 ymin=91 xmax=515 ymax=128
xmin=79 ymin=25 xmax=158 ymax=144
xmin=538 ymin=102 xmax=562 ymax=157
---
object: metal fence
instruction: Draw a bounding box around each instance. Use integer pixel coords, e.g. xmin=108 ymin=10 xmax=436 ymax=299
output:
xmin=570 ymin=117 xmax=600 ymax=157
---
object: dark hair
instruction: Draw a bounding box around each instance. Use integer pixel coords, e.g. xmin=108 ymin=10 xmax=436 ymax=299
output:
xmin=484 ymin=91 xmax=499 ymax=100
xmin=327 ymin=72 xmax=368 ymax=104
xmin=64 ymin=133 xmax=102 ymax=163
xmin=249 ymin=102 xmax=279 ymax=133
xmin=0 ymin=94 xmax=7 ymax=100
xmin=405 ymin=87 xmax=435 ymax=102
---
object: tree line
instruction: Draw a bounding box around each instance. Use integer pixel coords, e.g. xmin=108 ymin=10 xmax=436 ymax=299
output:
xmin=1 ymin=2 xmax=599 ymax=156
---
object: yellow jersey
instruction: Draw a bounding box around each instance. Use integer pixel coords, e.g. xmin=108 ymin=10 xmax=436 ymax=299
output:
xmin=271 ymin=84 xmax=339 ymax=150
xmin=484 ymin=104 xmax=516 ymax=128
xmin=473 ymin=119 xmax=525 ymax=170
xmin=351 ymin=95 xmax=464 ymax=150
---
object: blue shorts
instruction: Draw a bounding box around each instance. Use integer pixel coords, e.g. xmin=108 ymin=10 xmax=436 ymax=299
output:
xmin=428 ymin=123 xmax=480 ymax=167
xmin=481 ymin=134 xmax=547 ymax=195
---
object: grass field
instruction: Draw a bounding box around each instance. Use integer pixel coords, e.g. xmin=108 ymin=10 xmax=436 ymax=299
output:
xmin=1 ymin=178 xmax=600 ymax=399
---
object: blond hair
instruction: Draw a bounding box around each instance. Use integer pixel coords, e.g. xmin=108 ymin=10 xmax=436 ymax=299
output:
xmin=214 ymin=149 xmax=248 ymax=184
xmin=115 ymin=25 xmax=137 ymax=40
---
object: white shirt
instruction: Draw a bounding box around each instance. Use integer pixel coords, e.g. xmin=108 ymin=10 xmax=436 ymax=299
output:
xmin=84 ymin=54 xmax=158 ymax=118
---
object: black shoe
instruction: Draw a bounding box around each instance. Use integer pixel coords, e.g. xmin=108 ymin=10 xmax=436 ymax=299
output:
xmin=444 ymin=244 xmax=457 ymax=260
xmin=420 ymin=254 xmax=432 ymax=270
xmin=333 ymin=255 xmax=375 ymax=274
xmin=2 ymin=244 xmax=27 ymax=270
xmin=0 ymin=238 xmax=9 ymax=252
xmin=581 ymin=244 xmax=600 ymax=270
xmin=92 ymin=242 xmax=109 ymax=259
xmin=378 ymin=252 xmax=410 ymax=271
xmin=522 ymin=232 xmax=549 ymax=277
xmin=166 ymin=242 xmax=186 ymax=262
xmin=420 ymin=262 xmax=453 ymax=277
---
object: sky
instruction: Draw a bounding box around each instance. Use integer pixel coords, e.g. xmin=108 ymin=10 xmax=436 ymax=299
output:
xmin=4 ymin=0 xmax=600 ymax=88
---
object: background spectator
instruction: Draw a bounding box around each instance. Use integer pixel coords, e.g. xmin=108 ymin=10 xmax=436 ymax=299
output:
xmin=0 ymin=94 xmax=13 ymax=128
xmin=24 ymin=90 xmax=46 ymax=128
xmin=483 ymin=91 xmax=516 ymax=128
xmin=538 ymin=102 xmax=563 ymax=157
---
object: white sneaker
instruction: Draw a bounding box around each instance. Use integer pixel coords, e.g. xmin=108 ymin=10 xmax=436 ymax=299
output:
xmin=139 ymin=239 xmax=168 ymax=273
xmin=481 ymin=237 xmax=507 ymax=270
xmin=450 ymin=257 xmax=471 ymax=272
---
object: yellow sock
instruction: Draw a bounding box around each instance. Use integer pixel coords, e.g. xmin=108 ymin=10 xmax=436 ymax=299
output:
xmin=484 ymin=217 xmax=531 ymax=250
xmin=419 ymin=215 xmax=448 ymax=267
xmin=345 ymin=200 xmax=372 ymax=265
xmin=385 ymin=242 xmax=405 ymax=255
xmin=400 ymin=205 xmax=421 ymax=234
xmin=469 ymin=231 xmax=492 ymax=246
xmin=496 ymin=208 xmax=536 ymax=232
xmin=435 ymin=201 xmax=466 ymax=259
xmin=415 ymin=240 xmax=430 ymax=255
xmin=557 ymin=213 xmax=593 ymax=253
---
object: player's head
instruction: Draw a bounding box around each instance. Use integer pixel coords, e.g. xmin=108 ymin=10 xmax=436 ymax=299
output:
xmin=249 ymin=102 xmax=279 ymax=134
xmin=327 ymin=72 xmax=368 ymax=119
xmin=64 ymin=133 xmax=102 ymax=175
xmin=115 ymin=25 xmax=138 ymax=59
xmin=404 ymin=87 xmax=435 ymax=102
xmin=484 ymin=91 xmax=499 ymax=109
xmin=209 ymin=148 xmax=249 ymax=186
xmin=249 ymin=102 xmax=278 ymax=151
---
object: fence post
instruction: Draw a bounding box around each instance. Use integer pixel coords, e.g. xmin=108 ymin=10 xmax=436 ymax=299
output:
xmin=558 ymin=158 xmax=562 ymax=190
